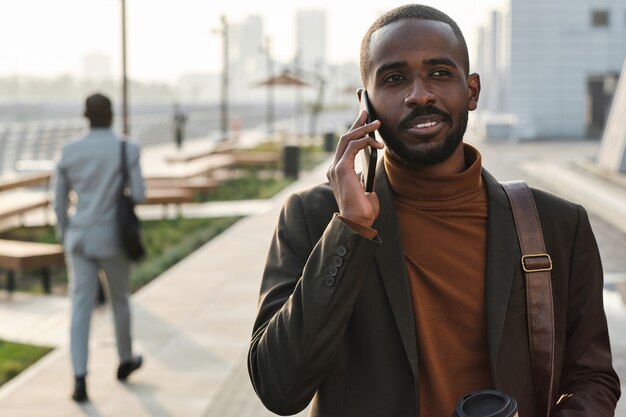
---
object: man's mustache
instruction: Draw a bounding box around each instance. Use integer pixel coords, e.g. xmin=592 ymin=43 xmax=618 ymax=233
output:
xmin=399 ymin=106 xmax=449 ymax=126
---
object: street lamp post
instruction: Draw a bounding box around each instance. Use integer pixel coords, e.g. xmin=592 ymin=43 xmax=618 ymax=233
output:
xmin=121 ymin=0 xmax=129 ymax=135
xmin=221 ymin=16 xmax=229 ymax=141
xmin=263 ymin=37 xmax=274 ymax=136
xmin=293 ymin=52 xmax=302 ymax=138
xmin=212 ymin=16 xmax=229 ymax=141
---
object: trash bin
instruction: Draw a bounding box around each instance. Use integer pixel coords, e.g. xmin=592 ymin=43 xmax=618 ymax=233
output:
xmin=324 ymin=132 xmax=337 ymax=152
xmin=283 ymin=145 xmax=301 ymax=179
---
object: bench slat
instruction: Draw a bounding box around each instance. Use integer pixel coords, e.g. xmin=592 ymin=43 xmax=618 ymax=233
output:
xmin=145 ymin=154 xmax=234 ymax=181
xmin=0 ymin=173 xmax=51 ymax=192
xmin=232 ymin=152 xmax=280 ymax=166
xmin=0 ymin=198 xmax=49 ymax=221
xmin=143 ymin=189 xmax=195 ymax=205
xmin=164 ymin=140 xmax=238 ymax=163
xmin=146 ymin=177 xmax=219 ymax=193
xmin=0 ymin=239 xmax=65 ymax=271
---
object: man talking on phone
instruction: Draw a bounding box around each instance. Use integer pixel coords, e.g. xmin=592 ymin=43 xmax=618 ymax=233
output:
xmin=248 ymin=4 xmax=620 ymax=416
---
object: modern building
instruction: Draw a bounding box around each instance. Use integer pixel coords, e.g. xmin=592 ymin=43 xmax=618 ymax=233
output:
xmin=296 ymin=9 xmax=328 ymax=76
xmin=475 ymin=0 xmax=626 ymax=139
xmin=227 ymin=15 xmax=267 ymax=103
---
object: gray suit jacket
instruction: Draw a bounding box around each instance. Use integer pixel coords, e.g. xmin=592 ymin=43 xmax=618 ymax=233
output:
xmin=248 ymin=161 xmax=620 ymax=417
xmin=53 ymin=128 xmax=145 ymax=259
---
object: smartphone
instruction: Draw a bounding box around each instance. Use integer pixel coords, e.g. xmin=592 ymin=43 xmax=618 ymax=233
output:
xmin=359 ymin=90 xmax=378 ymax=192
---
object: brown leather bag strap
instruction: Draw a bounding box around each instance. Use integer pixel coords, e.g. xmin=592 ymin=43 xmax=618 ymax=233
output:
xmin=502 ymin=180 xmax=555 ymax=417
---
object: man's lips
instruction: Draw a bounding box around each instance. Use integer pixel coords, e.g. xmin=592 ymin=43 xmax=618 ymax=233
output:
xmin=403 ymin=115 xmax=447 ymax=136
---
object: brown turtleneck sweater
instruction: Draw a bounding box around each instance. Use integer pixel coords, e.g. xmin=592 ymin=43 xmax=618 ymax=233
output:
xmin=384 ymin=144 xmax=494 ymax=417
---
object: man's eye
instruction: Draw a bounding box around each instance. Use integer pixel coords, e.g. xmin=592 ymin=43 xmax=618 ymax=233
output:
xmin=384 ymin=74 xmax=405 ymax=83
xmin=432 ymin=69 xmax=451 ymax=77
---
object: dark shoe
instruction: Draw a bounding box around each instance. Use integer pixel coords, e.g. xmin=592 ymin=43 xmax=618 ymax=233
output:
xmin=72 ymin=376 xmax=88 ymax=403
xmin=117 ymin=355 xmax=143 ymax=381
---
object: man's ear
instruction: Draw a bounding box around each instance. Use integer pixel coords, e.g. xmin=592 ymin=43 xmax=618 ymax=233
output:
xmin=356 ymin=88 xmax=365 ymax=102
xmin=467 ymin=73 xmax=481 ymax=111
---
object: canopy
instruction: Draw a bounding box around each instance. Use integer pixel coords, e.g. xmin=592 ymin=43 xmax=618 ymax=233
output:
xmin=256 ymin=70 xmax=309 ymax=87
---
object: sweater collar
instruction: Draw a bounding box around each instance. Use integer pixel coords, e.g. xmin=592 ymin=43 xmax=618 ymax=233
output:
xmin=384 ymin=143 xmax=484 ymax=206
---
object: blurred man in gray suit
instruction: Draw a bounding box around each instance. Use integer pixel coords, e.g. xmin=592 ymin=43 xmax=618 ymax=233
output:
xmin=53 ymin=93 xmax=145 ymax=402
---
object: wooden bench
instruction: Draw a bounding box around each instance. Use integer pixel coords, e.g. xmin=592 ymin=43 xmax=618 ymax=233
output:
xmin=146 ymin=177 xmax=219 ymax=195
xmin=144 ymin=189 xmax=194 ymax=205
xmin=164 ymin=140 xmax=238 ymax=163
xmin=146 ymin=153 xmax=235 ymax=181
xmin=142 ymin=189 xmax=195 ymax=218
xmin=231 ymin=152 xmax=281 ymax=168
xmin=0 ymin=196 xmax=50 ymax=226
xmin=0 ymin=239 xmax=65 ymax=294
xmin=0 ymin=173 xmax=52 ymax=227
xmin=0 ymin=172 xmax=51 ymax=193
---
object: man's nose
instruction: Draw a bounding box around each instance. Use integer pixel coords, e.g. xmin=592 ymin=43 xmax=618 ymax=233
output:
xmin=404 ymin=79 xmax=436 ymax=107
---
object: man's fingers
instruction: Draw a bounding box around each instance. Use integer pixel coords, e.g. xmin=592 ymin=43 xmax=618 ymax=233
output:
xmin=335 ymin=119 xmax=380 ymax=161
xmin=334 ymin=111 xmax=368 ymax=160
xmin=346 ymin=136 xmax=381 ymax=157
xmin=336 ymin=136 xmax=383 ymax=171
xmin=328 ymin=135 xmax=381 ymax=179
xmin=349 ymin=119 xmax=381 ymax=140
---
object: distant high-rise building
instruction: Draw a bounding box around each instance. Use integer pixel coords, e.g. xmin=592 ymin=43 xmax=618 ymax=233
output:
xmin=296 ymin=9 xmax=327 ymax=75
xmin=475 ymin=0 xmax=626 ymax=139
xmin=227 ymin=15 xmax=266 ymax=103
xmin=81 ymin=52 xmax=112 ymax=82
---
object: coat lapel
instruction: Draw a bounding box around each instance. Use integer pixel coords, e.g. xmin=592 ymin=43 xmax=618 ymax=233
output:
xmin=483 ymin=170 xmax=520 ymax=380
xmin=372 ymin=161 xmax=419 ymax=380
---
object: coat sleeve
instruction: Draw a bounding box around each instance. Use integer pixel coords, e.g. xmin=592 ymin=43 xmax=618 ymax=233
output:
xmin=553 ymin=206 xmax=621 ymax=416
xmin=247 ymin=192 xmax=380 ymax=415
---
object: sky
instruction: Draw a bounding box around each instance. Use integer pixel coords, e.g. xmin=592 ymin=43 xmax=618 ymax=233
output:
xmin=0 ymin=0 xmax=504 ymax=84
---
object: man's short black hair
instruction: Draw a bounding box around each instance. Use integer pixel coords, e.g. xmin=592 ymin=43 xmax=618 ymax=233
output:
xmin=84 ymin=93 xmax=113 ymax=127
xmin=360 ymin=4 xmax=470 ymax=86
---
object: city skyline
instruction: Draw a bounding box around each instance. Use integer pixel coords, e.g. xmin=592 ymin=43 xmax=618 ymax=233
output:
xmin=0 ymin=0 xmax=504 ymax=84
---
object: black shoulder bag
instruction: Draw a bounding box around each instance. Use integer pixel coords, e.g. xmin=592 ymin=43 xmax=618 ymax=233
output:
xmin=118 ymin=140 xmax=146 ymax=261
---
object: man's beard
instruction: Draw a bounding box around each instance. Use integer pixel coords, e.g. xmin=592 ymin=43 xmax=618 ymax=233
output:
xmin=382 ymin=109 xmax=469 ymax=168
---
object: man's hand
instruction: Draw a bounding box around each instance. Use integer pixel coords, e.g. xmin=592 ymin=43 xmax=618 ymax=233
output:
xmin=326 ymin=110 xmax=384 ymax=228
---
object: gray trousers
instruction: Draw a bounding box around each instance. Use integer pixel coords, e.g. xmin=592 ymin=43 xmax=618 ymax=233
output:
xmin=66 ymin=252 xmax=134 ymax=376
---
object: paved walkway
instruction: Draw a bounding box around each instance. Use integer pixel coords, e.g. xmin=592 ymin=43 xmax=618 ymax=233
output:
xmin=1 ymin=134 xmax=625 ymax=416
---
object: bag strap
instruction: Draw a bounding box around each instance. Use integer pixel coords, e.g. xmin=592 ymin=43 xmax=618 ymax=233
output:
xmin=120 ymin=140 xmax=129 ymax=190
xmin=501 ymin=180 xmax=555 ymax=417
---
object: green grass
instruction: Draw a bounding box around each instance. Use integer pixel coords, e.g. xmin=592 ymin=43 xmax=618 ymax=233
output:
xmin=0 ymin=339 xmax=52 ymax=387
xmin=299 ymin=143 xmax=328 ymax=171
xmin=199 ymin=171 xmax=292 ymax=202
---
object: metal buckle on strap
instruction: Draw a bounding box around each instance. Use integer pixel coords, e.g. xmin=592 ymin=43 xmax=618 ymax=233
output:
xmin=521 ymin=254 xmax=553 ymax=272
